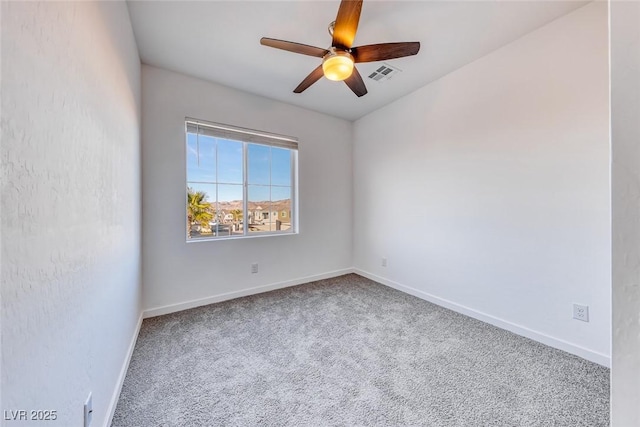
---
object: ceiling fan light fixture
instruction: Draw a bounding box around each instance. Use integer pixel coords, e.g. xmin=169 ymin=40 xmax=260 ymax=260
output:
xmin=322 ymin=49 xmax=354 ymax=81
xmin=261 ymin=0 xmax=420 ymax=96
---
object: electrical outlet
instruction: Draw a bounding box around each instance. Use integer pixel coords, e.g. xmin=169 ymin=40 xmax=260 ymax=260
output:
xmin=573 ymin=304 xmax=589 ymax=322
xmin=381 ymin=257 xmax=387 ymax=267
xmin=84 ymin=393 xmax=93 ymax=427
xmin=251 ymin=263 xmax=258 ymax=274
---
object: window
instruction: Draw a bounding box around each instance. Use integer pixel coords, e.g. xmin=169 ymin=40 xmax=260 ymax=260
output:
xmin=186 ymin=119 xmax=297 ymax=241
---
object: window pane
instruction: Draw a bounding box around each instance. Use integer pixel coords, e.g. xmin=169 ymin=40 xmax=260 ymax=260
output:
xmin=272 ymin=186 xmax=292 ymax=232
xmin=187 ymin=134 xmax=216 ymax=183
xmin=248 ymin=143 xmax=270 ymax=185
xmin=271 ymin=185 xmax=291 ymax=201
xmin=187 ymin=183 xmax=216 ymax=239
xmin=217 ymin=184 xmax=243 ymax=237
xmin=271 ymin=147 xmax=291 ymax=186
xmin=248 ymin=185 xmax=270 ymax=234
xmin=217 ymin=139 xmax=243 ymax=184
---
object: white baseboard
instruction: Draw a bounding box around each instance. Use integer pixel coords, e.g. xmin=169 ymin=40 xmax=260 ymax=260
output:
xmin=354 ymin=269 xmax=610 ymax=368
xmin=143 ymin=268 xmax=355 ymax=319
xmin=104 ymin=312 xmax=143 ymax=427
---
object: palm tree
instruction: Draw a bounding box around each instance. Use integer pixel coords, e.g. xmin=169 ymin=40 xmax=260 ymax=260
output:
xmin=230 ymin=208 xmax=243 ymax=231
xmin=230 ymin=209 xmax=243 ymax=222
xmin=187 ymin=187 xmax=213 ymax=238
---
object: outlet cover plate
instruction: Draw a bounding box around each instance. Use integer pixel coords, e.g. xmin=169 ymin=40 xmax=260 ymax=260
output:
xmin=573 ymin=304 xmax=589 ymax=322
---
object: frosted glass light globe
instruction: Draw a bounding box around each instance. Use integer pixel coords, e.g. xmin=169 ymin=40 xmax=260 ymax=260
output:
xmin=322 ymin=51 xmax=354 ymax=81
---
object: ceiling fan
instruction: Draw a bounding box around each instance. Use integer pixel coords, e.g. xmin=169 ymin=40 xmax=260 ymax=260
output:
xmin=260 ymin=0 xmax=420 ymax=97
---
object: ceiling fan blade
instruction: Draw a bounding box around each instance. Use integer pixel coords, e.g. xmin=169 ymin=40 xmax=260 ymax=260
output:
xmin=352 ymin=42 xmax=421 ymax=63
xmin=332 ymin=0 xmax=363 ymax=49
xmin=344 ymin=67 xmax=367 ymax=97
xmin=260 ymin=38 xmax=329 ymax=58
xmin=294 ymin=65 xmax=325 ymax=93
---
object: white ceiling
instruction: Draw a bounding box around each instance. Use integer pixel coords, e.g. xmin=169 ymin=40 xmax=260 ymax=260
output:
xmin=127 ymin=1 xmax=588 ymax=121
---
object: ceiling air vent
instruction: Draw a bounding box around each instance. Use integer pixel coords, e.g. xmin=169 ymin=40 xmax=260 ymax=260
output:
xmin=367 ymin=63 xmax=401 ymax=82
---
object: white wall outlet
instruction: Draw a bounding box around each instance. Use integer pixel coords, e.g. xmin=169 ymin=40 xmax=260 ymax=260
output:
xmin=84 ymin=392 xmax=93 ymax=427
xmin=381 ymin=257 xmax=387 ymax=267
xmin=573 ymin=304 xmax=589 ymax=322
xmin=251 ymin=263 xmax=258 ymax=274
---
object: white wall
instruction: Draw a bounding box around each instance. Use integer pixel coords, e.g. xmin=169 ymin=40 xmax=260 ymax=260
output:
xmin=353 ymin=2 xmax=610 ymax=365
xmin=141 ymin=65 xmax=352 ymax=315
xmin=611 ymin=0 xmax=640 ymax=424
xmin=1 ymin=2 xmax=141 ymax=426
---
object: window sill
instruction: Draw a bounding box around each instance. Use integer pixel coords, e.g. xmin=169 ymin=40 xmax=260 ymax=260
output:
xmin=186 ymin=230 xmax=298 ymax=243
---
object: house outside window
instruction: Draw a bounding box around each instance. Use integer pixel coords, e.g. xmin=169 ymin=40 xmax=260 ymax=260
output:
xmin=186 ymin=119 xmax=298 ymax=240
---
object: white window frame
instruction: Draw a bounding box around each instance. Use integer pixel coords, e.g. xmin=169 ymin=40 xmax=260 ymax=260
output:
xmin=185 ymin=118 xmax=298 ymax=242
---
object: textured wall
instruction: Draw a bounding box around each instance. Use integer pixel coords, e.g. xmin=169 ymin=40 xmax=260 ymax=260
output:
xmin=1 ymin=2 xmax=141 ymax=426
xmin=141 ymin=65 xmax=352 ymax=314
xmin=611 ymin=0 xmax=640 ymax=424
xmin=353 ymin=2 xmax=610 ymax=365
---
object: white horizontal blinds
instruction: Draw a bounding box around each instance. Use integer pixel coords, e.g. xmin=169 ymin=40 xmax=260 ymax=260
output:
xmin=185 ymin=119 xmax=298 ymax=150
